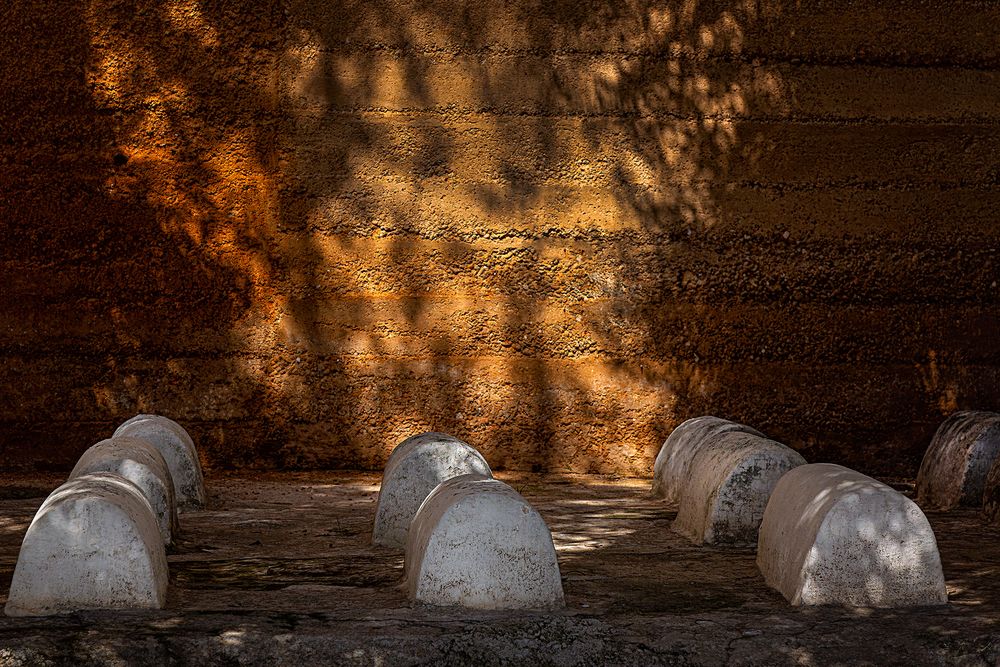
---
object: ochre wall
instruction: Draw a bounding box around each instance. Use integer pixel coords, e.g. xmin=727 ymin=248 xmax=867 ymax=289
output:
xmin=2 ymin=1 xmax=998 ymax=476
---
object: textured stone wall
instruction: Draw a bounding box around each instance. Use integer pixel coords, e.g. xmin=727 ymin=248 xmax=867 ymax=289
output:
xmin=2 ymin=0 xmax=998 ymax=476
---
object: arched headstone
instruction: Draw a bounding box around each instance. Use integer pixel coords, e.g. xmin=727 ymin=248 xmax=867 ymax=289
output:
xmin=673 ymin=432 xmax=805 ymax=546
xmin=70 ymin=437 xmax=178 ymax=545
xmin=916 ymin=411 xmax=1000 ymax=510
xmin=651 ymin=416 xmax=764 ymax=503
xmin=114 ymin=414 xmax=205 ymax=510
xmin=5 ymin=473 xmax=169 ymax=616
xmin=757 ymin=463 xmax=947 ymax=607
xmin=405 ymin=475 xmax=563 ymax=609
xmin=372 ymin=432 xmax=492 ymax=549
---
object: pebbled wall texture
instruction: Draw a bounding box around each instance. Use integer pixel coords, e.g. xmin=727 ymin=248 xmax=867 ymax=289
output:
xmin=1 ymin=0 xmax=998 ymax=476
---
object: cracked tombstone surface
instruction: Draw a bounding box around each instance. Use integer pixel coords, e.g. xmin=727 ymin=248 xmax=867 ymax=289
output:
xmin=69 ymin=437 xmax=178 ymax=545
xmin=4 ymin=473 xmax=168 ymax=617
xmin=758 ymin=463 xmax=948 ymax=607
xmin=372 ymin=432 xmax=492 ymax=549
xmin=916 ymin=411 xmax=1000 ymax=510
xmin=405 ymin=475 xmax=564 ymax=609
xmin=0 ymin=471 xmax=998 ymax=664
xmin=673 ymin=432 xmax=805 ymax=546
xmin=651 ymin=416 xmax=764 ymax=504
xmin=982 ymin=455 xmax=1000 ymax=524
xmin=114 ymin=414 xmax=206 ymax=510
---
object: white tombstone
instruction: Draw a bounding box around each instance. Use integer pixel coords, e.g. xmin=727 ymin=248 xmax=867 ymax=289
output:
xmin=372 ymin=432 xmax=492 ymax=549
xmin=405 ymin=475 xmax=564 ymax=609
xmin=916 ymin=410 xmax=1000 ymax=510
xmin=5 ymin=473 xmax=169 ymax=616
xmin=757 ymin=463 xmax=947 ymax=607
xmin=651 ymin=416 xmax=764 ymax=504
xmin=70 ymin=437 xmax=178 ymax=545
xmin=673 ymin=432 xmax=805 ymax=546
xmin=114 ymin=414 xmax=206 ymax=510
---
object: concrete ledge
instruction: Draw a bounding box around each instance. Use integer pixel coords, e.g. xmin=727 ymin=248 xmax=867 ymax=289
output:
xmin=651 ymin=416 xmax=764 ymax=504
xmin=673 ymin=432 xmax=805 ymax=546
xmin=5 ymin=473 xmax=168 ymax=617
xmin=372 ymin=432 xmax=492 ymax=549
xmin=114 ymin=414 xmax=206 ymax=510
xmin=405 ymin=475 xmax=563 ymax=610
xmin=70 ymin=437 xmax=178 ymax=545
xmin=758 ymin=463 xmax=947 ymax=607
xmin=916 ymin=411 xmax=1000 ymax=510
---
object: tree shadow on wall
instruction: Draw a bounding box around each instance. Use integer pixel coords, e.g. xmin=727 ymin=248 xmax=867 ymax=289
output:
xmin=0 ymin=0 xmax=796 ymax=472
xmin=3 ymin=0 xmax=993 ymax=476
xmin=0 ymin=0 xmax=259 ymax=470
xmin=270 ymin=0 xmax=790 ymax=474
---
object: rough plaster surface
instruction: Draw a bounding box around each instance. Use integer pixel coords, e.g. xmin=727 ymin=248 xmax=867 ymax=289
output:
xmin=372 ymin=432 xmax=492 ymax=548
xmin=673 ymin=432 xmax=805 ymax=546
xmin=758 ymin=463 xmax=947 ymax=608
xmin=5 ymin=1 xmax=1000 ymax=479
xmin=4 ymin=473 xmax=168 ymax=617
xmin=114 ymin=415 xmax=205 ymax=510
xmin=916 ymin=411 xmax=1000 ymax=510
xmin=652 ymin=416 xmax=764 ymax=504
xmin=69 ymin=437 xmax=178 ymax=545
xmin=405 ymin=475 xmax=563 ymax=609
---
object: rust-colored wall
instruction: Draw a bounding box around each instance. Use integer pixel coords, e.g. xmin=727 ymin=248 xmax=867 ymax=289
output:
xmin=2 ymin=0 xmax=998 ymax=476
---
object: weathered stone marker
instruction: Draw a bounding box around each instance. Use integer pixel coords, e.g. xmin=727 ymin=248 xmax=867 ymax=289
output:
xmin=757 ymin=463 xmax=947 ymax=607
xmin=652 ymin=416 xmax=764 ymax=504
xmin=405 ymin=475 xmax=564 ymax=609
xmin=70 ymin=437 xmax=178 ymax=545
xmin=372 ymin=432 xmax=492 ymax=549
xmin=916 ymin=410 xmax=1000 ymax=510
xmin=983 ymin=453 xmax=1000 ymax=523
xmin=114 ymin=414 xmax=206 ymax=510
xmin=673 ymin=432 xmax=805 ymax=546
xmin=5 ymin=473 xmax=169 ymax=616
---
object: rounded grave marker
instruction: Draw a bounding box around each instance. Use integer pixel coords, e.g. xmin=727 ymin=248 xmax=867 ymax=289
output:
xmin=70 ymin=437 xmax=178 ymax=545
xmin=405 ymin=475 xmax=564 ymax=610
xmin=757 ymin=463 xmax=947 ymax=607
xmin=372 ymin=432 xmax=492 ymax=549
xmin=114 ymin=414 xmax=205 ymax=510
xmin=5 ymin=473 xmax=169 ymax=616
xmin=981 ymin=454 xmax=1000 ymax=524
xmin=674 ymin=431 xmax=805 ymax=546
xmin=916 ymin=410 xmax=1000 ymax=510
xmin=652 ymin=416 xmax=764 ymax=504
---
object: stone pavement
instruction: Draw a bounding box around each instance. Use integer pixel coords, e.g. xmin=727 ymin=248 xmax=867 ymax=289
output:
xmin=0 ymin=472 xmax=997 ymax=665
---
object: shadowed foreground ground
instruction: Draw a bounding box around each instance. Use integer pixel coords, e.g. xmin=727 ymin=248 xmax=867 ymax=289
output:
xmin=0 ymin=472 xmax=997 ymax=665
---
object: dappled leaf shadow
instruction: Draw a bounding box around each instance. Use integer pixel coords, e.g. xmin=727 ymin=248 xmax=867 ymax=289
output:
xmin=3 ymin=0 xmax=998 ymax=479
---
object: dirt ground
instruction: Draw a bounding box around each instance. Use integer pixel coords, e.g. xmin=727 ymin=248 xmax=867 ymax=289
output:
xmin=0 ymin=471 xmax=997 ymax=665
